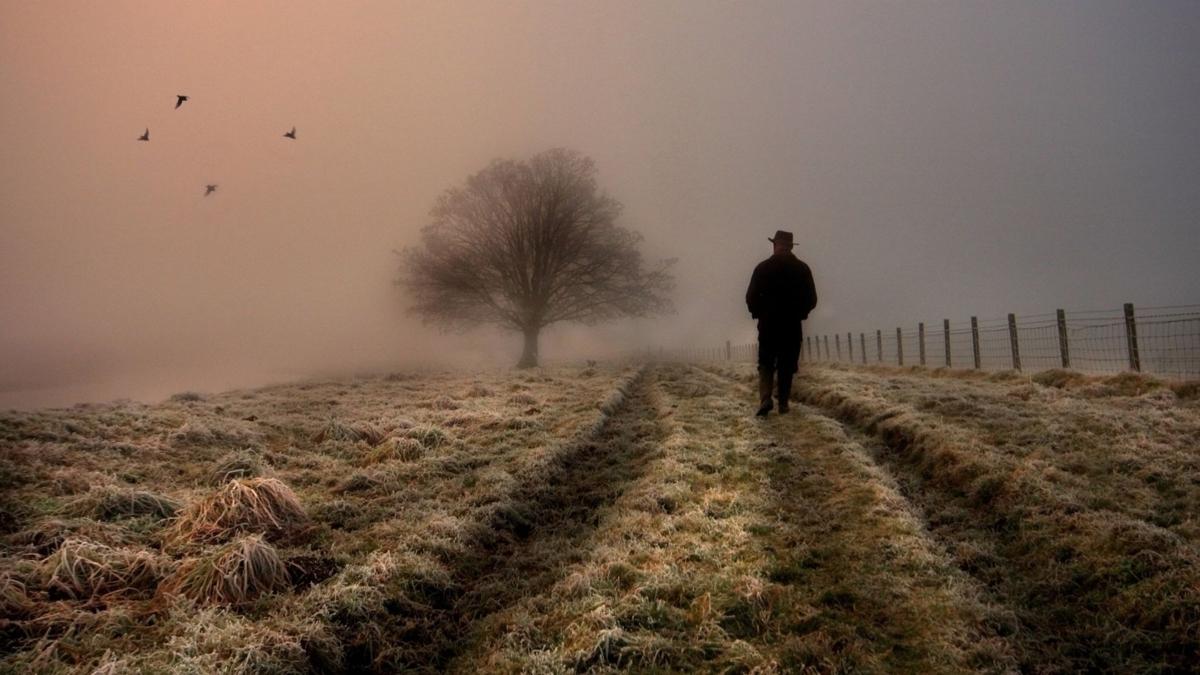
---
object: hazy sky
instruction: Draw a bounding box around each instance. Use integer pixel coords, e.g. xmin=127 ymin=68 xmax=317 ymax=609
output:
xmin=2 ymin=1 xmax=1198 ymax=408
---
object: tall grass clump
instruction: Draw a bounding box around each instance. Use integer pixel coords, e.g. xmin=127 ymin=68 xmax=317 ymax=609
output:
xmin=0 ymin=573 xmax=34 ymax=618
xmin=1091 ymin=371 xmax=1166 ymax=397
xmin=405 ymin=424 xmax=449 ymax=450
xmin=66 ymin=486 xmax=180 ymax=521
xmin=165 ymin=478 xmax=308 ymax=548
xmin=429 ymin=396 xmax=459 ymax=410
xmin=312 ymin=419 xmax=384 ymax=446
xmin=37 ymin=538 xmax=168 ymax=600
xmin=170 ymin=419 xmax=260 ymax=448
xmin=465 ymin=384 xmax=493 ymax=398
xmin=207 ymin=450 xmax=263 ymax=485
xmin=159 ymin=535 xmax=290 ymax=605
xmin=9 ymin=518 xmax=134 ymax=555
xmin=1171 ymin=380 xmax=1200 ymax=400
xmin=1030 ymin=369 xmax=1089 ymax=389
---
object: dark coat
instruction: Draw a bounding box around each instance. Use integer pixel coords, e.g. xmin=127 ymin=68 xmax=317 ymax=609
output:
xmin=746 ymin=251 xmax=817 ymax=330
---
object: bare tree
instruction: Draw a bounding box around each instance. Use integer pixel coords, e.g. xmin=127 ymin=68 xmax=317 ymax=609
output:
xmin=397 ymin=148 xmax=674 ymax=368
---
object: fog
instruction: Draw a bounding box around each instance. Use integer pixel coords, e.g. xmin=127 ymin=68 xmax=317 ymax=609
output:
xmin=2 ymin=1 xmax=1198 ymax=409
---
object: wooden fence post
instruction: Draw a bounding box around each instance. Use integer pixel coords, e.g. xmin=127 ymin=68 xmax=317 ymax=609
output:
xmin=971 ymin=316 xmax=981 ymax=369
xmin=943 ymin=319 xmax=951 ymax=367
xmin=1056 ymin=309 xmax=1070 ymax=369
xmin=847 ymin=332 xmax=854 ymax=363
xmin=835 ymin=334 xmax=842 ymax=361
xmin=823 ymin=335 xmax=830 ymax=360
xmin=1124 ymin=303 xmax=1140 ymax=372
xmin=918 ymin=322 xmax=926 ymax=366
xmin=860 ymin=333 xmax=867 ymax=364
xmin=805 ymin=336 xmax=811 ymax=361
xmin=896 ymin=327 xmax=904 ymax=366
xmin=876 ymin=330 xmax=883 ymax=362
xmin=1008 ymin=313 xmax=1021 ymax=371
xmin=725 ymin=340 xmax=731 ymax=361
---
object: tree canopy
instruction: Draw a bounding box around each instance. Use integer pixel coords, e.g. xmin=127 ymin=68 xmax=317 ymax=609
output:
xmin=398 ymin=148 xmax=674 ymax=367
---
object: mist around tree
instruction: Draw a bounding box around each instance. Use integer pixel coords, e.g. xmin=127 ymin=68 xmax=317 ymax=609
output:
xmin=397 ymin=148 xmax=675 ymax=368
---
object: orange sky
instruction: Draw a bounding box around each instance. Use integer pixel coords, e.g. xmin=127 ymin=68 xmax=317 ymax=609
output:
xmin=2 ymin=1 xmax=1198 ymax=407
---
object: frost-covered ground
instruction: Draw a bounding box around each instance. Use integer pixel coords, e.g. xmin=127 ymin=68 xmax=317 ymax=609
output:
xmin=1 ymin=363 xmax=1197 ymax=673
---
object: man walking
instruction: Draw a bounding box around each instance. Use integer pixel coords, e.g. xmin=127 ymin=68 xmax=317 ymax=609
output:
xmin=745 ymin=230 xmax=818 ymax=416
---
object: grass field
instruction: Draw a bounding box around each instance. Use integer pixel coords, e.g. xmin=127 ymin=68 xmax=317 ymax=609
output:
xmin=1 ymin=362 xmax=1197 ymax=673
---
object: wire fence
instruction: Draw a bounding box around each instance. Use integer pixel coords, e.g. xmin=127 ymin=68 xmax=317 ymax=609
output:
xmin=652 ymin=303 xmax=1200 ymax=380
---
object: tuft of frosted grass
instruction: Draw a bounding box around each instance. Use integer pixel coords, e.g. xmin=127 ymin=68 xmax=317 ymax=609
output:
xmin=10 ymin=518 xmax=135 ymax=555
xmin=0 ymin=573 xmax=34 ymax=618
xmin=169 ymin=418 xmax=261 ymax=449
xmin=38 ymin=538 xmax=168 ymax=599
xmin=311 ymin=418 xmax=384 ymax=446
xmin=429 ymin=396 xmax=459 ymax=410
xmin=159 ymin=534 xmax=290 ymax=605
xmin=66 ymin=485 xmax=180 ymax=521
xmin=208 ymin=450 xmax=263 ymax=485
xmin=404 ymin=424 xmax=450 ymax=450
xmin=465 ymin=384 xmax=494 ymax=398
xmin=164 ymin=477 xmax=308 ymax=548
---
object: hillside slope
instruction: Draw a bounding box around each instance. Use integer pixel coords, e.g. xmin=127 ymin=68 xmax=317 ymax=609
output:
xmin=1 ymin=363 xmax=1196 ymax=673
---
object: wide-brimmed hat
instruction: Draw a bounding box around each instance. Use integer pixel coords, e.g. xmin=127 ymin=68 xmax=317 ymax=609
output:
xmin=768 ymin=230 xmax=794 ymax=246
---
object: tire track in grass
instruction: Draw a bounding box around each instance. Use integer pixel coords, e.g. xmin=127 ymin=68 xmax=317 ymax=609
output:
xmin=409 ymin=367 xmax=670 ymax=672
xmin=0 ymin=367 xmax=650 ymax=674
xmin=241 ymin=367 xmax=653 ymax=675
xmin=798 ymin=364 xmax=1200 ymax=541
xmin=449 ymin=366 xmax=789 ymax=672
xmin=729 ymin=363 xmax=1200 ymax=672
xmin=686 ymin=365 xmax=1017 ymax=673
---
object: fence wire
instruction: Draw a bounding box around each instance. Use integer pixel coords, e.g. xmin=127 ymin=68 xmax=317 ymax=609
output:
xmin=655 ymin=304 xmax=1200 ymax=380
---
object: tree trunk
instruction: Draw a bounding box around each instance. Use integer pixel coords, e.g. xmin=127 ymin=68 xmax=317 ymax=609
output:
xmin=517 ymin=325 xmax=540 ymax=368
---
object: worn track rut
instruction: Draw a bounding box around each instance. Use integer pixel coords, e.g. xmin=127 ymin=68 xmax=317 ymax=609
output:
xmin=700 ymin=363 xmax=1200 ymax=672
xmin=394 ymin=368 xmax=670 ymax=672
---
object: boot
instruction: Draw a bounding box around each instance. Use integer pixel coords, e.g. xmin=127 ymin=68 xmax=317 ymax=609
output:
xmin=756 ymin=369 xmax=774 ymax=417
xmin=777 ymin=372 xmax=793 ymax=413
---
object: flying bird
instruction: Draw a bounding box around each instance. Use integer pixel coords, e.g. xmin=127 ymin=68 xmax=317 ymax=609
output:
xmin=204 ymin=184 xmax=218 ymax=196
xmin=137 ymin=128 xmax=149 ymax=141
xmin=175 ymin=95 xmax=188 ymax=109
xmin=283 ymin=126 xmax=296 ymax=139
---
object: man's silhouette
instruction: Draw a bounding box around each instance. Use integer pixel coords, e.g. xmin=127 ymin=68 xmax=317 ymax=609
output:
xmin=745 ymin=230 xmax=817 ymax=416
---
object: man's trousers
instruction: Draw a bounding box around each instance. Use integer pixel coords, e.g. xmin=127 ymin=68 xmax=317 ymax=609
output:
xmin=757 ymin=323 xmax=802 ymax=406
